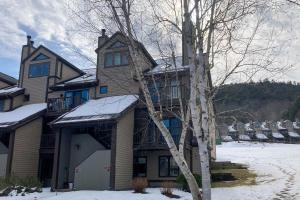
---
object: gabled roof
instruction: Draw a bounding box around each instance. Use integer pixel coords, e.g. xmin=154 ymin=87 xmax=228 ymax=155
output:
xmin=51 ymin=68 xmax=98 ymax=90
xmin=21 ymin=45 xmax=84 ymax=75
xmin=52 ymin=95 xmax=138 ymax=126
xmin=95 ymin=32 xmax=157 ymax=66
xmin=0 ymin=86 xmax=25 ymax=99
xmin=0 ymin=72 xmax=17 ymax=86
xmin=0 ymin=103 xmax=46 ymax=130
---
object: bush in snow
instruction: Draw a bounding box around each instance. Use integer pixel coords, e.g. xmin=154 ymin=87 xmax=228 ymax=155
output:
xmin=0 ymin=176 xmax=42 ymax=196
xmin=160 ymin=181 xmax=175 ymax=196
xmin=132 ymin=177 xmax=148 ymax=193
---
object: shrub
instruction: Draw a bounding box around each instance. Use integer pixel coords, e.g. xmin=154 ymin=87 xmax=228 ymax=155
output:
xmin=0 ymin=176 xmax=42 ymax=196
xmin=132 ymin=177 xmax=148 ymax=193
xmin=160 ymin=181 xmax=174 ymax=196
xmin=176 ymin=174 xmax=202 ymax=192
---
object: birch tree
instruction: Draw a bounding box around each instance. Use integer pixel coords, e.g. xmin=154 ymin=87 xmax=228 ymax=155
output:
xmin=67 ymin=0 xmax=295 ymax=199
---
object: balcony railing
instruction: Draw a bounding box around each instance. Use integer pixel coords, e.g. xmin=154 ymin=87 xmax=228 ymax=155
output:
xmin=47 ymin=97 xmax=87 ymax=113
xmin=134 ymin=132 xmax=181 ymax=149
xmin=149 ymin=85 xmax=189 ymax=105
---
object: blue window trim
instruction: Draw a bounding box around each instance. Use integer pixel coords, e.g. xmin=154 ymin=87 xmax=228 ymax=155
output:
xmin=100 ymin=86 xmax=108 ymax=94
xmin=28 ymin=62 xmax=50 ymax=78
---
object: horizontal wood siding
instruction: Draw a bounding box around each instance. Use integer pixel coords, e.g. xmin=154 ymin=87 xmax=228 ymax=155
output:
xmin=11 ymin=117 xmax=43 ymax=178
xmin=12 ymin=94 xmax=24 ymax=109
xmin=0 ymin=81 xmax=9 ymax=89
xmin=115 ymin=110 xmax=134 ymax=190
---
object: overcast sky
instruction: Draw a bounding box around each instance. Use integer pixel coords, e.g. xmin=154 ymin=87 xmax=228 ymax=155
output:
xmin=0 ymin=0 xmax=300 ymax=82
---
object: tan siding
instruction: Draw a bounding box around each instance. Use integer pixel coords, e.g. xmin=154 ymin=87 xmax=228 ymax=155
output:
xmin=115 ymin=110 xmax=134 ymax=190
xmin=11 ymin=117 xmax=43 ymax=178
xmin=96 ymin=34 xmax=152 ymax=98
xmin=12 ymin=94 xmax=24 ymax=109
xmin=22 ymin=49 xmax=55 ymax=104
xmin=0 ymin=81 xmax=9 ymax=89
xmin=60 ymin=62 xmax=81 ymax=82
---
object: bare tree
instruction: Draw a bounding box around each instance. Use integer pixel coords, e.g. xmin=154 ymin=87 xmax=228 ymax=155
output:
xmin=66 ymin=0 xmax=295 ymax=199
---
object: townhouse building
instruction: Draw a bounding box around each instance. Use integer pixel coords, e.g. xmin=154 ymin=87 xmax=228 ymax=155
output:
xmin=0 ymin=31 xmax=216 ymax=191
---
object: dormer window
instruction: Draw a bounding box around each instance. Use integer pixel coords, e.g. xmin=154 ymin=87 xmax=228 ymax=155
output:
xmin=28 ymin=62 xmax=50 ymax=78
xmin=32 ymin=53 xmax=50 ymax=61
xmin=105 ymin=51 xmax=129 ymax=67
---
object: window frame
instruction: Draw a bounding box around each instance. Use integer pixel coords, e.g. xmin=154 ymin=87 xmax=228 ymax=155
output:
xmin=159 ymin=156 xmax=179 ymax=177
xmin=133 ymin=156 xmax=147 ymax=177
xmin=100 ymin=86 xmax=108 ymax=94
xmin=32 ymin=53 xmax=50 ymax=61
xmin=104 ymin=51 xmax=129 ymax=67
xmin=28 ymin=62 xmax=50 ymax=78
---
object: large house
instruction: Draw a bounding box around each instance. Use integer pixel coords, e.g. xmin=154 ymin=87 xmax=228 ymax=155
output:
xmin=0 ymin=31 xmax=216 ymax=191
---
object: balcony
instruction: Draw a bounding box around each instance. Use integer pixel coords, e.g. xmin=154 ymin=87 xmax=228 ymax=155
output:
xmin=149 ymin=84 xmax=189 ymax=106
xmin=47 ymin=97 xmax=87 ymax=114
xmin=134 ymin=131 xmax=181 ymax=150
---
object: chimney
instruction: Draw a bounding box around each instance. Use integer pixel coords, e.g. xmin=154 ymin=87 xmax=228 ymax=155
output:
xmin=27 ymin=35 xmax=31 ymax=46
xmin=182 ymin=17 xmax=193 ymax=66
xmin=98 ymin=29 xmax=108 ymax=49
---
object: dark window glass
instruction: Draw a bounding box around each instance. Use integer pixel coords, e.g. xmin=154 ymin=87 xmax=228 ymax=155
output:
xmin=111 ymin=41 xmax=126 ymax=48
xmin=28 ymin=63 xmax=50 ymax=78
xmin=159 ymin=156 xmax=179 ymax=177
xmin=160 ymin=118 xmax=182 ymax=144
xmin=65 ymin=89 xmax=89 ymax=109
xmin=0 ymin=100 xmax=4 ymax=112
xmin=159 ymin=156 xmax=169 ymax=177
xmin=32 ymin=53 xmax=49 ymax=61
xmin=133 ymin=157 xmax=147 ymax=177
xmin=105 ymin=53 xmax=113 ymax=67
xmin=100 ymin=86 xmax=108 ymax=94
xmin=114 ymin=52 xmax=121 ymax=65
xmin=104 ymin=51 xmax=129 ymax=67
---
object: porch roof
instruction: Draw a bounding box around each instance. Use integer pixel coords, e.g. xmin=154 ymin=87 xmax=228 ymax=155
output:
xmin=147 ymin=56 xmax=190 ymax=75
xmin=0 ymin=86 xmax=24 ymax=98
xmin=0 ymin=103 xmax=46 ymax=129
xmin=52 ymin=95 xmax=138 ymax=125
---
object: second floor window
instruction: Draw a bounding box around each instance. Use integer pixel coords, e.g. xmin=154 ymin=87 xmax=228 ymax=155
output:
xmin=28 ymin=62 xmax=50 ymax=78
xmin=65 ymin=89 xmax=89 ymax=109
xmin=105 ymin=51 xmax=129 ymax=67
xmin=161 ymin=118 xmax=182 ymax=144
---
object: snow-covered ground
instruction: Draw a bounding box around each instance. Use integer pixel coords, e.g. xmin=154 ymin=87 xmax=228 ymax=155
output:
xmin=1 ymin=142 xmax=300 ymax=200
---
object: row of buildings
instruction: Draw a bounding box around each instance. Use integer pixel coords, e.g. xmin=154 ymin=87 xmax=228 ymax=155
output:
xmin=0 ymin=31 xmax=215 ymax=191
xmin=219 ymin=120 xmax=300 ymax=143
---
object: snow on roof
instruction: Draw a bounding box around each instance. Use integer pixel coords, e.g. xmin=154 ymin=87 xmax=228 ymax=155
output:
xmin=261 ymin=122 xmax=270 ymax=131
xmin=277 ymin=121 xmax=287 ymax=130
xmin=58 ymin=68 xmax=97 ymax=86
xmin=0 ymin=86 xmax=23 ymax=95
xmin=54 ymin=95 xmax=138 ymax=124
xmin=0 ymin=103 xmax=46 ymax=128
xmin=239 ymin=134 xmax=251 ymax=141
xmin=148 ymin=56 xmax=190 ymax=75
xmin=256 ymin=133 xmax=268 ymax=140
xmin=245 ymin=123 xmax=254 ymax=131
xmin=228 ymin=125 xmax=237 ymax=132
xmin=272 ymin=132 xmax=285 ymax=139
xmin=288 ymin=132 xmax=300 ymax=138
xmin=293 ymin=122 xmax=300 ymax=129
xmin=222 ymin=135 xmax=233 ymax=142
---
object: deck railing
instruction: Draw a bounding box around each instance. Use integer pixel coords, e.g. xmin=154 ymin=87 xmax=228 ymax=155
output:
xmin=47 ymin=97 xmax=87 ymax=113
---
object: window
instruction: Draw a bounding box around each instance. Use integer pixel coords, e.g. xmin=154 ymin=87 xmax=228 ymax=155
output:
xmin=65 ymin=89 xmax=89 ymax=109
xmin=100 ymin=86 xmax=108 ymax=94
xmin=160 ymin=118 xmax=182 ymax=144
xmin=28 ymin=63 xmax=50 ymax=78
xmin=110 ymin=41 xmax=126 ymax=48
xmin=104 ymin=51 xmax=129 ymax=67
xmin=159 ymin=156 xmax=179 ymax=177
xmin=133 ymin=157 xmax=147 ymax=177
xmin=32 ymin=53 xmax=49 ymax=61
xmin=0 ymin=100 xmax=4 ymax=112
xmin=170 ymin=80 xmax=180 ymax=99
